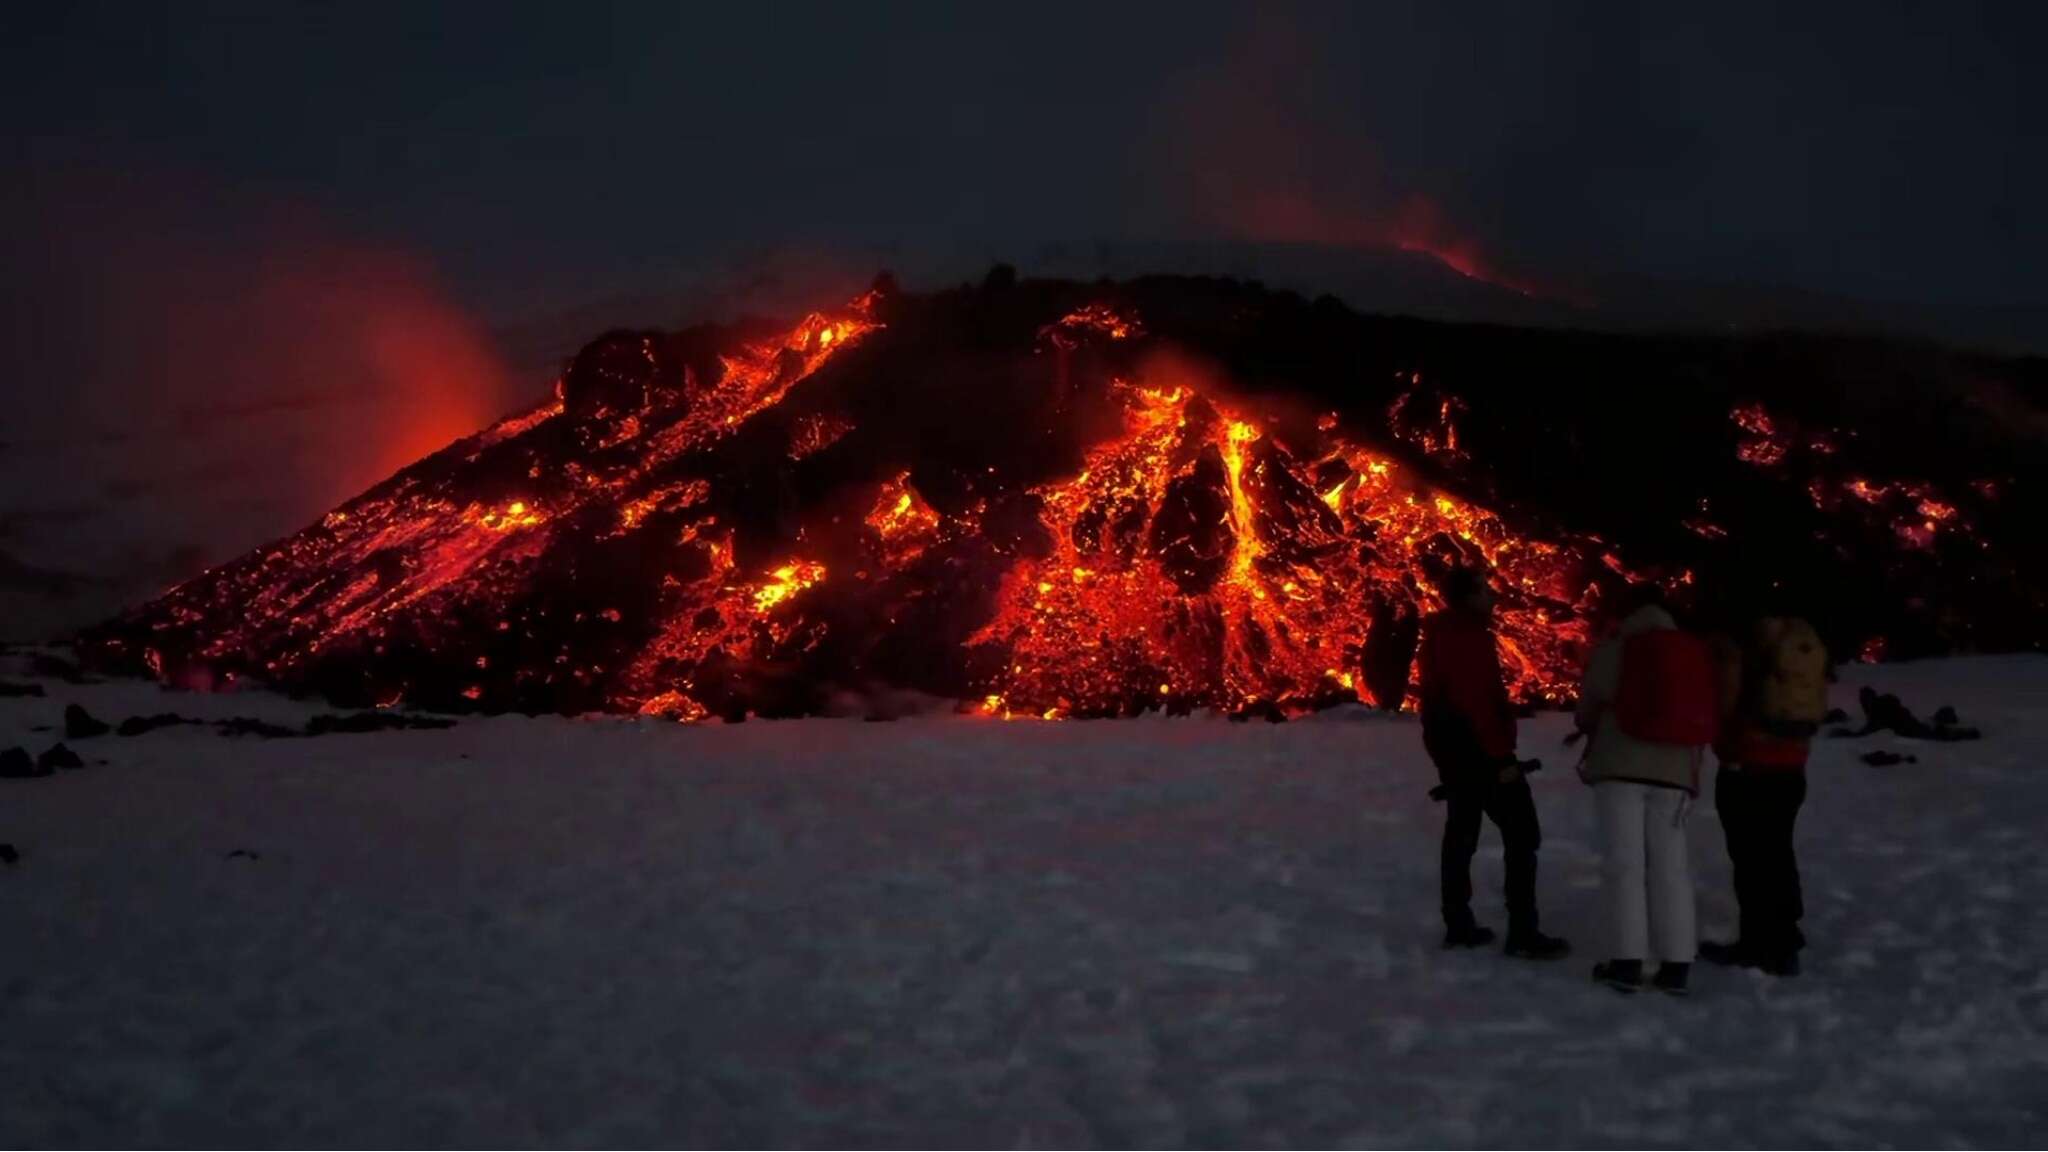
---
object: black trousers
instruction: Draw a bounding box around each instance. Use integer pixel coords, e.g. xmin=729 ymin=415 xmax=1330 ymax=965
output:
xmin=1716 ymin=768 xmax=1807 ymax=954
xmin=1440 ymin=774 xmax=1542 ymax=934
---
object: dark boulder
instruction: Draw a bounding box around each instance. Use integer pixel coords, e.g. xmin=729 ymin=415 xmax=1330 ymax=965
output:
xmin=1148 ymin=448 xmax=1235 ymax=594
xmin=217 ymin=717 xmax=304 ymax=739
xmin=64 ymin=703 xmax=111 ymax=739
xmin=117 ymin=713 xmax=201 ymax=737
xmin=304 ymin=711 xmax=456 ymax=735
xmin=560 ymin=330 xmax=686 ymax=421
xmin=36 ymin=743 xmax=83 ymax=770
xmin=1 ymin=746 xmax=47 ymax=778
xmin=1362 ymin=594 xmax=1422 ymax=710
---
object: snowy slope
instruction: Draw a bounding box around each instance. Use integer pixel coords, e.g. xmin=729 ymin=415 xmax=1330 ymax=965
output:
xmin=3 ymin=656 xmax=2045 ymax=1145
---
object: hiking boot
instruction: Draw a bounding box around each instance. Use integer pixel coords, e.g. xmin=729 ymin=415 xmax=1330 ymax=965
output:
xmin=1504 ymin=930 xmax=1571 ymax=960
xmin=1443 ymin=922 xmax=1497 ymax=949
xmin=1697 ymin=939 xmax=1755 ymax=968
xmin=1652 ymin=962 xmax=1691 ymax=996
xmin=1592 ymin=959 xmax=1644 ymax=993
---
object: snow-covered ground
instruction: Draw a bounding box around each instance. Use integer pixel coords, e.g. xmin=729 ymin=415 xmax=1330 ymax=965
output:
xmin=4 ymin=655 xmax=2045 ymax=1146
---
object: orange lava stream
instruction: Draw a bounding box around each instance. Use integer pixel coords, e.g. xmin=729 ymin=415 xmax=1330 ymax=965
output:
xmin=971 ymin=352 xmax=1599 ymax=717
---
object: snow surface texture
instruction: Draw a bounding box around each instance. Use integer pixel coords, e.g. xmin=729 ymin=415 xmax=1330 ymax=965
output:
xmin=3 ymin=656 xmax=2045 ymax=1146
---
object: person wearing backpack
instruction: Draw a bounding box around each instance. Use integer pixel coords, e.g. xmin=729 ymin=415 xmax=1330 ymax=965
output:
xmin=1700 ymin=616 xmax=1828 ymax=976
xmin=1574 ymin=586 xmax=1715 ymax=994
xmin=1419 ymin=567 xmax=1571 ymax=960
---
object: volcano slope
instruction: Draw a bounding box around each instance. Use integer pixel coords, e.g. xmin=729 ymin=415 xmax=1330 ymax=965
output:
xmin=81 ymin=273 xmax=2045 ymax=718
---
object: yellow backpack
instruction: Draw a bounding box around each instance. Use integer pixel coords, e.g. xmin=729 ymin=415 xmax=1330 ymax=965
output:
xmin=1748 ymin=617 xmax=1829 ymax=737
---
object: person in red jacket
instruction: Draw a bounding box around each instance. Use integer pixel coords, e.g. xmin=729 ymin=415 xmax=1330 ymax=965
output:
xmin=1418 ymin=567 xmax=1571 ymax=958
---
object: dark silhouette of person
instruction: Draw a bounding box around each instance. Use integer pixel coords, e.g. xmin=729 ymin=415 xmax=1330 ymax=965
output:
xmin=1702 ymin=614 xmax=1827 ymax=976
xmin=1418 ymin=567 xmax=1569 ymax=959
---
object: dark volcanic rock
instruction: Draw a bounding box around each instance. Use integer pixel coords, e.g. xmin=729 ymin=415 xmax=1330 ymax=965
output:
xmin=1148 ymin=448 xmax=1235 ymax=594
xmin=117 ymin=713 xmax=202 ymax=737
xmin=64 ymin=704 xmax=112 ymax=739
xmin=304 ymin=712 xmax=457 ymax=736
xmin=1362 ymin=595 xmax=1422 ymax=710
xmin=36 ymin=743 xmax=84 ymax=770
xmin=1 ymin=746 xmax=48 ymax=778
xmin=0 ymin=844 xmax=17 ymax=864
xmin=561 ymin=330 xmax=686 ymax=421
xmin=0 ymin=680 xmax=45 ymax=697
xmin=217 ymin=717 xmax=305 ymax=739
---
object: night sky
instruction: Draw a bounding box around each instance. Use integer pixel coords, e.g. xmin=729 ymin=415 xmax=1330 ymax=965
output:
xmin=1 ymin=1 xmax=2042 ymax=637
xmin=9 ymin=1 xmax=2042 ymax=324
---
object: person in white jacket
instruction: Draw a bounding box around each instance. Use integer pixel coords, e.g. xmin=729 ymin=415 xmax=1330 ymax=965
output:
xmin=1575 ymin=593 xmax=1703 ymax=995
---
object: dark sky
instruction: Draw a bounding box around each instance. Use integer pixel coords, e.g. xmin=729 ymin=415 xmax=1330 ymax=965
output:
xmin=9 ymin=0 xmax=2042 ymax=325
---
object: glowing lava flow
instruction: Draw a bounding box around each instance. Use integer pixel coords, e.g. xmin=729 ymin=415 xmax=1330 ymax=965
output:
xmin=91 ymin=287 xmax=1644 ymax=720
xmin=971 ymin=333 xmax=1605 ymax=718
xmin=115 ymin=294 xmax=880 ymax=702
xmin=1730 ymin=401 xmax=1985 ymax=553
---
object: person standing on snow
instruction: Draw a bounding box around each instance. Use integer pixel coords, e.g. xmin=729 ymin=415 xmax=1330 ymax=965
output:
xmin=1700 ymin=614 xmax=1829 ymax=976
xmin=1418 ymin=566 xmax=1570 ymax=959
xmin=1574 ymin=585 xmax=1714 ymax=994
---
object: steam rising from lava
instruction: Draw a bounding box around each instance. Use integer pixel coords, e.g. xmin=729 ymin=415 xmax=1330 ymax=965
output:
xmin=1 ymin=168 xmax=515 ymax=637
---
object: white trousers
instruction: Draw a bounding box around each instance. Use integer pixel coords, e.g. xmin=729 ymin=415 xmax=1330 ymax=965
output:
xmin=1596 ymin=780 xmax=1697 ymax=963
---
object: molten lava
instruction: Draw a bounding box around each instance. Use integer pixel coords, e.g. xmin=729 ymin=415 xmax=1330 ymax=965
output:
xmin=97 ymin=277 xmax=2024 ymax=721
xmin=1729 ymin=401 xmax=1985 ymax=553
xmin=969 ymin=350 xmax=1607 ymax=717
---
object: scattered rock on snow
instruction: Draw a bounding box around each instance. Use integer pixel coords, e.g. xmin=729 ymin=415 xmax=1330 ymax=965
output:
xmin=0 ymin=843 xmax=17 ymax=864
xmin=224 ymin=849 xmax=262 ymax=860
xmin=1 ymin=746 xmax=49 ymax=778
xmin=304 ymin=711 xmax=457 ymax=735
xmin=0 ymin=680 xmax=46 ymax=697
xmin=216 ymin=717 xmax=304 ymax=739
xmin=64 ymin=704 xmax=112 ymax=739
xmin=117 ymin=713 xmax=203 ymax=737
xmin=36 ymin=743 xmax=84 ymax=771
xmin=1862 ymin=750 xmax=1920 ymax=766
